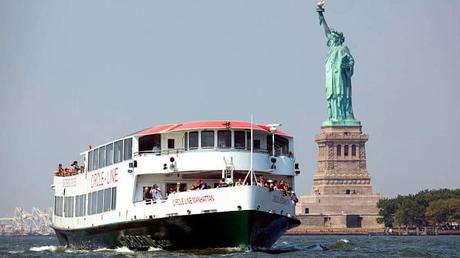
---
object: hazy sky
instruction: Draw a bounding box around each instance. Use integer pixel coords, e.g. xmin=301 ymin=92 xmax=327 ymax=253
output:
xmin=0 ymin=0 xmax=459 ymax=216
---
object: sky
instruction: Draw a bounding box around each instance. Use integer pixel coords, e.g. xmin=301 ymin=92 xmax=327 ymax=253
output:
xmin=0 ymin=0 xmax=459 ymax=216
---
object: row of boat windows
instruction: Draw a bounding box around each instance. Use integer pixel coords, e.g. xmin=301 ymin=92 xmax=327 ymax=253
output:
xmin=183 ymin=131 xmax=289 ymax=154
xmin=54 ymin=187 xmax=117 ymax=217
xmin=185 ymin=131 xmax=246 ymax=149
xmin=138 ymin=130 xmax=289 ymax=152
xmin=88 ymin=138 xmax=132 ymax=172
xmin=138 ymin=130 xmax=249 ymax=152
xmin=88 ymin=187 xmax=117 ymax=215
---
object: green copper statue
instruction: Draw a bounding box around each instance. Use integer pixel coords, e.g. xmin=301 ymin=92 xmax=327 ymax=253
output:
xmin=317 ymin=0 xmax=360 ymax=126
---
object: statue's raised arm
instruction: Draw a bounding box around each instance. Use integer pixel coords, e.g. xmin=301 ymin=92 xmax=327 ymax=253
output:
xmin=316 ymin=0 xmax=331 ymax=38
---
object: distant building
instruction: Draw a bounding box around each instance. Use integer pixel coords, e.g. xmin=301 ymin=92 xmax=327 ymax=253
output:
xmin=0 ymin=207 xmax=54 ymax=236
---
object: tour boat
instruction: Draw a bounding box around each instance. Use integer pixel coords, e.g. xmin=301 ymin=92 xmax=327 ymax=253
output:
xmin=51 ymin=120 xmax=301 ymax=250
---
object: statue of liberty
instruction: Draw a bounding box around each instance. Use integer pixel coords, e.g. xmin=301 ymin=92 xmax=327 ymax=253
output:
xmin=317 ymin=0 xmax=360 ymax=126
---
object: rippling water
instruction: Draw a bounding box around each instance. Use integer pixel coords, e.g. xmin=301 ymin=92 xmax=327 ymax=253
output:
xmin=1 ymin=235 xmax=459 ymax=257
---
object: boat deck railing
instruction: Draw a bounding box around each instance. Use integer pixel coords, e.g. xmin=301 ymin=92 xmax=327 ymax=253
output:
xmin=134 ymin=147 xmax=292 ymax=157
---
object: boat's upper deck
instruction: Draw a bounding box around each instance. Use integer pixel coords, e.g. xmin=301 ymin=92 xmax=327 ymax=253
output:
xmin=54 ymin=120 xmax=296 ymax=177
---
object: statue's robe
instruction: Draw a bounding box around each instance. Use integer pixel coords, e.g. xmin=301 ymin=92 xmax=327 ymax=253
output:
xmin=325 ymin=43 xmax=354 ymax=120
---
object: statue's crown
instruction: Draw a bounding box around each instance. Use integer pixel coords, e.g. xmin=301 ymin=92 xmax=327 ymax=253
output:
xmin=330 ymin=30 xmax=345 ymax=44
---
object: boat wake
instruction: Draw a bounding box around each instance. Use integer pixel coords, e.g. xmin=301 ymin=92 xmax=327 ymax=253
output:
xmin=94 ymin=246 xmax=134 ymax=253
xmin=28 ymin=245 xmax=162 ymax=255
xmin=328 ymin=238 xmax=353 ymax=250
xmin=29 ymin=245 xmax=66 ymax=252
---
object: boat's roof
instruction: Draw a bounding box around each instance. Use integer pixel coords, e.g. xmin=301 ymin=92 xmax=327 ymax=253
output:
xmin=134 ymin=120 xmax=290 ymax=137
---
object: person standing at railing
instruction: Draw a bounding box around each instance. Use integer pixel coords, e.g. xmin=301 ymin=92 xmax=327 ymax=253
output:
xmin=152 ymin=185 xmax=163 ymax=201
xmin=152 ymin=146 xmax=161 ymax=155
xmin=143 ymin=187 xmax=152 ymax=200
xmin=55 ymin=164 xmax=64 ymax=176
xmin=70 ymin=161 xmax=80 ymax=175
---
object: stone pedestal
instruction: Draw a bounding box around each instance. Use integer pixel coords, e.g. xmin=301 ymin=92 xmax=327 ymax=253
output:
xmin=296 ymin=125 xmax=383 ymax=229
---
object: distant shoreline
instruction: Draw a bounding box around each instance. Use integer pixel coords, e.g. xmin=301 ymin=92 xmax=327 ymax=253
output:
xmin=286 ymin=228 xmax=460 ymax=236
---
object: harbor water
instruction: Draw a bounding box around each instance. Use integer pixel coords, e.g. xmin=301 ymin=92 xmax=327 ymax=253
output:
xmin=1 ymin=235 xmax=460 ymax=257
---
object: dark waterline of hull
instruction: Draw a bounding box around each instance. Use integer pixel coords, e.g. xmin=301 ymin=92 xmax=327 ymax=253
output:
xmin=53 ymin=210 xmax=300 ymax=250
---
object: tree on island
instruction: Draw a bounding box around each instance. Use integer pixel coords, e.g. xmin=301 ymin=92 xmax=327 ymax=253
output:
xmin=377 ymin=189 xmax=460 ymax=230
xmin=426 ymin=198 xmax=460 ymax=227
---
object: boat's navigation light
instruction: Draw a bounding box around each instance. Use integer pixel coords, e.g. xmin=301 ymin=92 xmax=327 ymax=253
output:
xmin=295 ymin=163 xmax=300 ymax=176
xmin=270 ymin=157 xmax=277 ymax=169
xmin=129 ymin=160 xmax=137 ymax=168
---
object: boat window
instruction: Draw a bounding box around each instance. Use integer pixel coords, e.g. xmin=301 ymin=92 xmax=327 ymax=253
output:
xmin=64 ymin=196 xmax=74 ymax=217
xmin=168 ymin=139 xmax=175 ymax=149
xmin=98 ymin=146 xmax=106 ymax=168
xmin=77 ymin=194 xmax=86 ymax=217
xmin=87 ymin=192 xmax=92 ymax=215
xmin=184 ymin=132 xmax=188 ymax=150
xmin=83 ymin=194 xmax=87 ymax=215
xmin=351 ymin=145 xmax=356 ymax=156
xmin=139 ymin=134 xmax=161 ymax=153
xmin=189 ymin=131 xmax=198 ymax=149
xmin=267 ymin=135 xmax=273 ymax=154
xmin=54 ymin=196 xmax=63 ymax=216
xmin=337 ymin=145 xmax=342 ymax=156
xmin=75 ymin=195 xmax=80 ymax=217
xmin=103 ymin=188 xmax=112 ymax=212
xmin=246 ymin=132 xmax=260 ymax=150
xmin=344 ymin=145 xmax=349 ymax=156
xmin=201 ymin=131 xmax=214 ymax=148
xmin=111 ymin=187 xmax=117 ymax=210
xmin=88 ymin=150 xmax=93 ymax=171
xmin=217 ymin=130 xmax=231 ymax=148
xmin=114 ymin=140 xmax=123 ymax=163
xmin=91 ymin=191 xmax=97 ymax=215
xmin=253 ymin=140 xmax=261 ymax=150
xmin=274 ymin=136 xmax=289 ymax=156
xmin=106 ymin=143 xmax=114 ymax=166
xmin=93 ymin=148 xmax=99 ymax=170
xmin=97 ymin=189 xmax=104 ymax=214
xmin=269 ymin=135 xmax=289 ymax=156
xmin=54 ymin=196 xmax=58 ymax=216
xmin=247 ymin=132 xmax=251 ymax=150
xmin=234 ymin=131 xmax=245 ymax=149
xmin=123 ymin=138 xmax=133 ymax=160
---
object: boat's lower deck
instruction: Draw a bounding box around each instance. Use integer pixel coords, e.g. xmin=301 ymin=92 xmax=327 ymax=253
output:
xmin=53 ymin=210 xmax=300 ymax=250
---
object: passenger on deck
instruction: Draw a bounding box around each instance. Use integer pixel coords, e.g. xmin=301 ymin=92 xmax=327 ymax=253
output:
xmin=176 ymin=182 xmax=181 ymax=192
xmin=71 ymin=161 xmax=80 ymax=174
xmin=288 ymin=187 xmax=299 ymax=203
xmin=55 ymin=164 xmax=64 ymax=176
xmin=257 ymin=176 xmax=265 ymax=187
xmin=195 ymin=179 xmax=208 ymax=190
xmin=283 ymin=185 xmax=289 ymax=195
xmin=267 ymin=180 xmax=275 ymax=192
xmin=276 ymin=180 xmax=286 ymax=191
xmin=152 ymin=146 xmax=161 ymax=155
xmin=167 ymin=186 xmax=176 ymax=197
xmin=218 ymin=178 xmax=228 ymax=188
xmin=235 ymin=178 xmax=243 ymax=186
xmin=152 ymin=185 xmax=163 ymax=201
xmin=144 ymin=187 xmax=153 ymax=200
